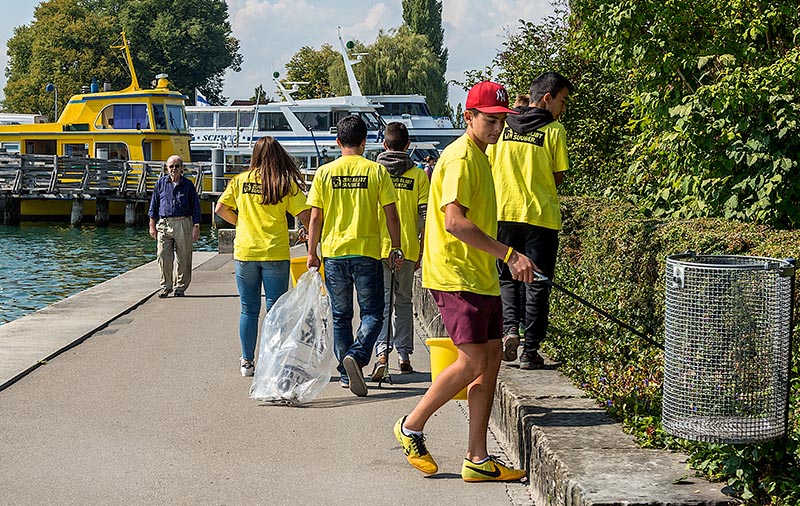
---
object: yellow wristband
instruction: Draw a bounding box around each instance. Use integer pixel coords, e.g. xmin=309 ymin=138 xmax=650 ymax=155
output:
xmin=503 ymin=247 xmax=514 ymax=263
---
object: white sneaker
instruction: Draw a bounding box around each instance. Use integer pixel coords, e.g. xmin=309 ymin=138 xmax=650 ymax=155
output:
xmin=240 ymin=357 xmax=255 ymax=377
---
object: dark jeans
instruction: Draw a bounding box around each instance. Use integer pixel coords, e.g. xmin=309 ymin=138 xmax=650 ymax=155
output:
xmin=323 ymin=256 xmax=385 ymax=377
xmin=496 ymin=222 xmax=559 ymax=354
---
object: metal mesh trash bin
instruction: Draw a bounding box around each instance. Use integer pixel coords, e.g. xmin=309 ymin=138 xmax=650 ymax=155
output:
xmin=663 ymin=253 xmax=795 ymax=444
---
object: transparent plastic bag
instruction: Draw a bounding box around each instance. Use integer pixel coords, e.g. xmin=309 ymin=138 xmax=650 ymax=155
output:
xmin=249 ymin=268 xmax=334 ymax=405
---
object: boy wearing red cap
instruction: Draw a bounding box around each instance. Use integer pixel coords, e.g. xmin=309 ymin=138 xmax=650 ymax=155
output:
xmin=393 ymin=81 xmax=537 ymax=482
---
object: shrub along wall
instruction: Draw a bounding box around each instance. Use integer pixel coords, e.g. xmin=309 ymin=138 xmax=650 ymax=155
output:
xmin=545 ymin=196 xmax=800 ymax=504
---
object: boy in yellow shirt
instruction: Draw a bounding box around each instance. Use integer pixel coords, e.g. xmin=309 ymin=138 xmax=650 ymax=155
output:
xmin=306 ymin=115 xmax=402 ymax=397
xmin=487 ymin=72 xmax=573 ymax=369
xmin=393 ymin=82 xmax=537 ymax=482
xmin=371 ymin=122 xmax=429 ymax=378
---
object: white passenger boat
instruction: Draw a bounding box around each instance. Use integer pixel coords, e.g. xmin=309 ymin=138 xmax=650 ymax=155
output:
xmin=366 ymin=94 xmax=463 ymax=153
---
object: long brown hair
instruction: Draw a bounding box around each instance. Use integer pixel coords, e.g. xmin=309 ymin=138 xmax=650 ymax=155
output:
xmin=248 ymin=136 xmax=305 ymax=205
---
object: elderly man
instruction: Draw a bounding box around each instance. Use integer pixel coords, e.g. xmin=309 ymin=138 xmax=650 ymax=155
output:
xmin=148 ymin=155 xmax=202 ymax=298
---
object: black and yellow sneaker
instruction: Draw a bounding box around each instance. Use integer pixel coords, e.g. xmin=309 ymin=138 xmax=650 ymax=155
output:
xmin=393 ymin=416 xmax=438 ymax=474
xmin=461 ymin=456 xmax=526 ymax=482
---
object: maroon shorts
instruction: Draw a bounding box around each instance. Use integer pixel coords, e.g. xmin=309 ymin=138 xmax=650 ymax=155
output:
xmin=430 ymin=290 xmax=503 ymax=345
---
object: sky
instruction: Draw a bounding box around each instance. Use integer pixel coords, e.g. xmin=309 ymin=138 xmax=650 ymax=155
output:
xmin=0 ymin=0 xmax=552 ymax=111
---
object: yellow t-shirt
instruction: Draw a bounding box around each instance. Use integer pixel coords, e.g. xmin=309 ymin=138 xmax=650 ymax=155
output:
xmin=422 ymin=134 xmax=499 ymax=296
xmin=217 ymin=171 xmax=310 ymax=261
xmin=487 ymin=120 xmax=569 ymax=230
xmin=379 ymin=167 xmax=429 ymax=262
xmin=307 ymin=154 xmax=397 ymax=259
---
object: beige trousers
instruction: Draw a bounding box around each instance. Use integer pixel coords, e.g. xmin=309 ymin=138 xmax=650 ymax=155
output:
xmin=156 ymin=216 xmax=194 ymax=292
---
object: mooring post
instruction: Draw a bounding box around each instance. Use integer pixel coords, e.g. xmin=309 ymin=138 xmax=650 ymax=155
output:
xmin=0 ymin=194 xmax=21 ymax=225
xmin=95 ymin=198 xmax=109 ymax=226
xmin=70 ymin=198 xmax=83 ymax=226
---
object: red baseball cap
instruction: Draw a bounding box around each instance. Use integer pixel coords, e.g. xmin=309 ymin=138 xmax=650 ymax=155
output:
xmin=465 ymin=81 xmax=518 ymax=114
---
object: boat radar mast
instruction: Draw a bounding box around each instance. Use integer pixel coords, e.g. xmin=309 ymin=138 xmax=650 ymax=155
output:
xmin=111 ymin=32 xmax=140 ymax=92
xmin=338 ymin=27 xmax=366 ymax=97
xmin=272 ymin=72 xmax=309 ymax=105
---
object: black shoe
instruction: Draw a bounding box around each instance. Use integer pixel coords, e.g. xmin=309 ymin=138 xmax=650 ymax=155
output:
xmin=519 ymin=351 xmax=545 ymax=370
xmin=174 ymin=290 xmax=185 ymax=297
xmin=158 ymin=288 xmax=171 ymax=298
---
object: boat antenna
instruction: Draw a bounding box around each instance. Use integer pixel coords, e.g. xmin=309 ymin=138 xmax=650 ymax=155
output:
xmin=337 ymin=27 xmax=365 ymax=97
xmin=111 ymin=32 xmax=140 ymax=91
xmin=249 ymin=85 xmax=262 ymax=148
xmin=272 ymin=71 xmax=307 ymax=104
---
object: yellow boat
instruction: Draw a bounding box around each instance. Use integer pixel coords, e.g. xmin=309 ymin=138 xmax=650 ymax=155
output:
xmin=0 ymin=33 xmax=192 ymax=221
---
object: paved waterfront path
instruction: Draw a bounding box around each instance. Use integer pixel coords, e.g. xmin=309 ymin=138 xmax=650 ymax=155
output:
xmin=0 ymin=254 xmax=531 ymax=506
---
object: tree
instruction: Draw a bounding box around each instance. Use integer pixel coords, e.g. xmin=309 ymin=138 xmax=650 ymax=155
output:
xmin=284 ymin=44 xmax=340 ymax=100
xmin=3 ymin=0 xmax=242 ymax=113
xmin=402 ymin=0 xmax=448 ymax=115
xmin=3 ymin=0 xmax=122 ymax=116
xmin=115 ymin=0 xmax=242 ymax=105
xmin=571 ymin=0 xmax=800 ymax=227
xmin=349 ymin=27 xmax=444 ymax=108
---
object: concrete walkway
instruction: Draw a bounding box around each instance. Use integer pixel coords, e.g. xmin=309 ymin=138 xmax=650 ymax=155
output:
xmin=0 ymin=253 xmax=737 ymax=505
xmin=0 ymin=254 xmax=530 ymax=506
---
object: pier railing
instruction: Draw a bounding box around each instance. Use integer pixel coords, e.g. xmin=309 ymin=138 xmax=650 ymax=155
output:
xmin=0 ymin=154 xmax=316 ymax=200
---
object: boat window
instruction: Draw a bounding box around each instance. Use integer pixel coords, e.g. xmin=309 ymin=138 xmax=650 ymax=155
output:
xmin=296 ymin=112 xmax=330 ymax=131
xmin=64 ymin=143 xmax=89 ymax=157
xmin=96 ymin=104 xmax=150 ymax=130
xmin=0 ymin=142 xmax=20 ymax=154
xmin=331 ymin=111 xmax=350 ymax=129
xmin=258 ymin=112 xmax=292 ymax=131
xmin=187 ymin=111 xmax=214 ymax=128
xmin=166 ymin=105 xmax=187 ymax=132
xmin=96 ymin=142 xmax=129 ymax=160
xmin=152 ymin=105 xmax=167 ymax=130
xmin=218 ymin=111 xmax=253 ymax=129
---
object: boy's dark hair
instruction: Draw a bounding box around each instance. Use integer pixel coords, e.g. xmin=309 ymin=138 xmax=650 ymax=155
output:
xmin=336 ymin=115 xmax=368 ymax=148
xmin=529 ymin=72 xmax=574 ymax=104
xmin=383 ymin=122 xmax=409 ymax=151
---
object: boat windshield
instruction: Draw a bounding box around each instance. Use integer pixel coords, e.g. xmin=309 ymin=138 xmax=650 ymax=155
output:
xmin=96 ymin=103 xmax=150 ymax=130
xmin=360 ymin=112 xmax=384 ymax=131
xmin=380 ymin=102 xmax=431 ymax=117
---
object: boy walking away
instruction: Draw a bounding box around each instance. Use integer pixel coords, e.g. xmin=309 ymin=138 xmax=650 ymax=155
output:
xmin=371 ymin=122 xmax=429 ymax=379
xmin=306 ymin=115 xmax=403 ymax=397
xmin=487 ymin=71 xmax=573 ymax=370
xmin=393 ymin=82 xmax=537 ymax=482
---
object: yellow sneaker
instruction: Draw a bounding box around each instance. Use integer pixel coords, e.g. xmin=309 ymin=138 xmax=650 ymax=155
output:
xmin=393 ymin=417 xmax=438 ymax=474
xmin=461 ymin=456 xmax=527 ymax=482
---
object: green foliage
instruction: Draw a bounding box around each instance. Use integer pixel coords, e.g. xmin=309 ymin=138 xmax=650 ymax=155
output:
xmin=549 ymin=196 xmax=800 ymax=504
xmin=285 ymin=28 xmax=444 ymax=109
xmin=569 ymin=0 xmax=800 ymax=227
xmin=401 ymin=0 xmax=448 ymax=115
xmin=357 ymin=27 xmax=443 ymax=108
xmin=284 ymin=44 xmax=341 ymax=100
xmin=2 ymin=0 xmax=241 ymax=113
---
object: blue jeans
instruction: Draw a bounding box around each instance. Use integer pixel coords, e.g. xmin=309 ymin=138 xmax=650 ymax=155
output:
xmin=235 ymin=260 xmax=290 ymax=361
xmin=323 ymin=257 xmax=385 ymax=377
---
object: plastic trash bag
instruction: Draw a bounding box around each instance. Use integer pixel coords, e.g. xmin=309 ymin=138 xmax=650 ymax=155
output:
xmin=249 ymin=269 xmax=334 ymax=405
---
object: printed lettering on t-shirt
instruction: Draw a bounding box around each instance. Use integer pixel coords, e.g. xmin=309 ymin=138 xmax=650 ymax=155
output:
xmin=502 ymin=127 xmax=545 ymax=147
xmin=242 ymin=182 xmax=262 ymax=195
xmin=392 ymin=176 xmax=414 ymax=191
xmin=331 ymin=175 xmax=369 ymax=189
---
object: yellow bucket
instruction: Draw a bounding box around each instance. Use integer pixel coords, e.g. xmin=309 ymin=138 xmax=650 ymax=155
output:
xmin=426 ymin=337 xmax=467 ymax=400
xmin=290 ymin=257 xmax=324 ymax=286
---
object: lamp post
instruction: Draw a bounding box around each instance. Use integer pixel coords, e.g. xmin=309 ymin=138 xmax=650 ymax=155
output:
xmin=45 ymin=83 xmax=58 ymax=121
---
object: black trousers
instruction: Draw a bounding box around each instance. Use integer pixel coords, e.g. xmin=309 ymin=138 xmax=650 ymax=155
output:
xmin=496 ymin=221 xmax=559 ymax=353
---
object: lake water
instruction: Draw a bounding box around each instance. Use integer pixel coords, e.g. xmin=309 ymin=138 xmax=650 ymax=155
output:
xmin=0 ymin=222 xmax=218 ymax=325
